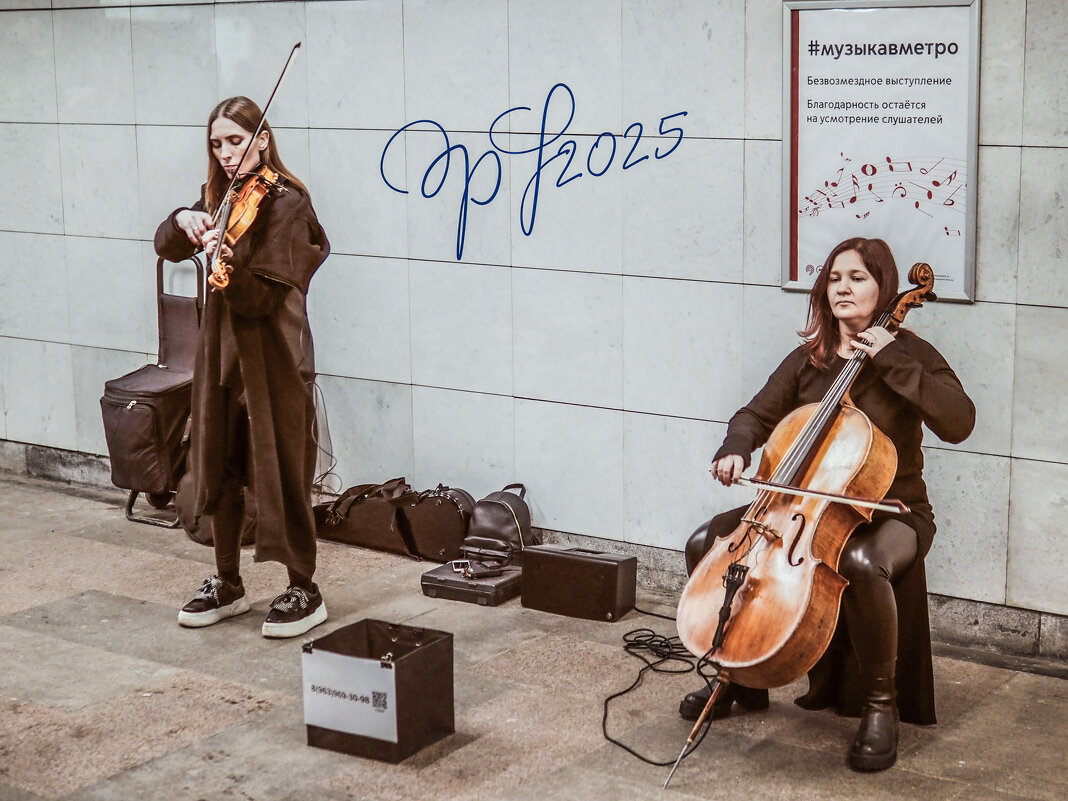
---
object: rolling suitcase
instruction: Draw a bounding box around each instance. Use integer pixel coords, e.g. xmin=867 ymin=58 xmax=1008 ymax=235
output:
xmin=100 ymin=255 xmax=203 ymax=526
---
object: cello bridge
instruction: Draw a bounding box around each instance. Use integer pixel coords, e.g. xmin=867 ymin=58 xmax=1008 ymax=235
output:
xmin=741 ymin=517 xmax=781 ymax=541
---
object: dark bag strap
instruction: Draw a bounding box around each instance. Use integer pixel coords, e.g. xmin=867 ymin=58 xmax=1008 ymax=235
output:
xmin=328 ymin=477 xmax=410 ymax=521
xmin=501 ymin=482 xmax=526 ymax=499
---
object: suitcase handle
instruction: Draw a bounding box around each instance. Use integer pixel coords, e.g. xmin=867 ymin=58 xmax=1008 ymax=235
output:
xmin=156 ymin=255 xmax=205 ymax=311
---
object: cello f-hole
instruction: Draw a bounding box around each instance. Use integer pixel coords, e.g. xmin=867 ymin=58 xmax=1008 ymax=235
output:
xmin=787 ymin=513 xmax=807 ymax=567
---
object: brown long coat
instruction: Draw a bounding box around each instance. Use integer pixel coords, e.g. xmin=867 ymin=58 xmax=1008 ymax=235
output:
xmin=154 ymin=180 xmax=329 ymax=577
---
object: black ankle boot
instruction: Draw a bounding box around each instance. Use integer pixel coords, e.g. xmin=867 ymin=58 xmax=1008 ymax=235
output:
xmin=848 ymin=674 xmax=898 ymax=771
xmin=679 ymin=682 xmax=769 ymax=722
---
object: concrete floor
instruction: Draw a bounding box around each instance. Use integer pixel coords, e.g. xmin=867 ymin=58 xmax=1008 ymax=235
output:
xmin=0 ymin=473 xmax=1064 ymax=801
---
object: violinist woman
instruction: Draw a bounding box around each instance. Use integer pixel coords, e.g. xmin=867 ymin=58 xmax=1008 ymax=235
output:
xmin=155 ymin=96 xmax=330 ymax=638
xmin=680 ymin=237 xmax=974 ymax=770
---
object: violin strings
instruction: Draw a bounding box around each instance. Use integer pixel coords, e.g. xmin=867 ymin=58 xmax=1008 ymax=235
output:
xmin=734 ymin=308 xmax=892 ymax=565
xmin=769 ymin=302 xmax=897 ymax=496
xmin=771 ymin=346 xmax=868 ymax=490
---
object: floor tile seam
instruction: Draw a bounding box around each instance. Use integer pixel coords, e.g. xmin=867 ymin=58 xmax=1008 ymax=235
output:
xmin=3 ymin=578 xmax=311 ymax=626
xmin=539 ymin=763 xmax=736 ymax=801
xmin=0 ymin=529 xmax=210 ymax=580
xmin=62 ymin=528 xmax=220 ymax=565
xmin=872 ymin=731 xmax=1061 ymax=801
xmin=0 ymin=502 xmax=126 ymax=533
xmin=0 ymin=477 xmax=124 ymax=508
xmin=0 ymin=590 xmax=177 ymax=634
xmin=0 ymin=593 xmax=308 ymax=685
xmin=888 ymin=764 xmax=1056 ymax=801
xmin=3 ymin=665 xmax=293 ymax=725
xmin=1 ymin=706 xmax=288 ymax=801
xmin=163 ymin=705 xmax=426 ymax=790
xmin=925 ymin=668 xmax=1042 ymax=738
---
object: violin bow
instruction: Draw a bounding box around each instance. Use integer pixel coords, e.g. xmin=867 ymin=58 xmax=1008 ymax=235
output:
xmin=732 ymin=475 xmax=910 ymax=515
xmin=207 ymin=42 xmax=302 ymax=288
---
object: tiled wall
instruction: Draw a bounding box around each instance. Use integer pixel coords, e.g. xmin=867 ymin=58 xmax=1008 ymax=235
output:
xmin=1 ymin=0 xmax=1065 ymax=619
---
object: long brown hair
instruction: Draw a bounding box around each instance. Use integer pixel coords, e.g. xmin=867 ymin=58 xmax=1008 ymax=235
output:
xmin=203 ymin=96 xmax=308 ymax=214
xmin=799 ymin=237 xmax=900 ymax=368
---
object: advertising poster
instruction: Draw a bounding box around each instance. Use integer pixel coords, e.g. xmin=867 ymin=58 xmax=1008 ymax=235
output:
xmin=784 ymin=0 xmax=980 ymax=300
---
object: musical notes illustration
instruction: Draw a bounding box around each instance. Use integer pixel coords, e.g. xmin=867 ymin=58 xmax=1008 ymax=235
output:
xmin=919 ymin=157 xmax=943 ymax=175
xmin=910 ymin=181 xmax=934 ymax=200
xmin=798 ymin=154 xmax=967 ymax=221
xmin=931 ymin=169 xmax=957 ymax=187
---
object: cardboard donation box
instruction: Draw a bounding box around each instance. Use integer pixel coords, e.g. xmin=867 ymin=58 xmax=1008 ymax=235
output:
xmin=301 ymin=619 xmax=454 ymax=763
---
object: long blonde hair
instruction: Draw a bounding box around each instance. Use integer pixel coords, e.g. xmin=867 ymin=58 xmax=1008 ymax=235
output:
xmin=203 ymin=96 xmax=308 ymax=214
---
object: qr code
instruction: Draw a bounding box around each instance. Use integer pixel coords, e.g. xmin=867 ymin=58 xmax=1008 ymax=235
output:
xmin=372 ymin=691 xmax=388 ymax=712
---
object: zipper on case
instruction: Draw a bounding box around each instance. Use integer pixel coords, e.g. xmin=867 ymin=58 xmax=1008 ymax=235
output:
xmin=485 ymin=499 xmax=525 ymax=547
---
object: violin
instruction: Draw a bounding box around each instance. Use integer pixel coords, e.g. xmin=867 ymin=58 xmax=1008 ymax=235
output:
xmin=204 ymin=42 xmax=302 ymax=290
xmin=206 ymin=165 xmax=286 ymax=289
xmin=664 ymin=263 xmax=936 ymax=785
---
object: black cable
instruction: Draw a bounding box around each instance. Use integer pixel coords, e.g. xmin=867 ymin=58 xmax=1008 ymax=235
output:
xmin=632 ymin=604 xmax=677 ymax=621
xmin=601 ymin=626 xmax=720 ymax=767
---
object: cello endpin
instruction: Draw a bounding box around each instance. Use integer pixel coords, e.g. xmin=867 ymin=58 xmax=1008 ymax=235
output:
xmin=663 ymin=741 xmax=688 ymax=789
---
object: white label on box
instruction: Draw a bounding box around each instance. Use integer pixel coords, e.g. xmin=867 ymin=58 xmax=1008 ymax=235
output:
xmin=302 ymin=649 xmax=398 ymax=743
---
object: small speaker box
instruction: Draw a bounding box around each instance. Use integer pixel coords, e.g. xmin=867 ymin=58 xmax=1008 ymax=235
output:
xmin=521 ymin=545 xmax=637 ymax=622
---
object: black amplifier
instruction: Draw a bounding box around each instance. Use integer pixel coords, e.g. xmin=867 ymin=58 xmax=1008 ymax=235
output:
xmin=521 ymin=545 xmax=637 ymax=622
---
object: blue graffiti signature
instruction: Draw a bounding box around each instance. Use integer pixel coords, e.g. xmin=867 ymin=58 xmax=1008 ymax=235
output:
xmin=380 ymin=82 xmax=687 ymax=260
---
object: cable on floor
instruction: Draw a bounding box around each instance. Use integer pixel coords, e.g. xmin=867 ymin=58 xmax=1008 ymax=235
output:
xmin=601 ymin=623 xmax=721 ymax=768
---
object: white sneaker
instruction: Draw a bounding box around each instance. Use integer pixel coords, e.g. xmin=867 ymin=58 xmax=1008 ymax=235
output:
xmin=261 ymin=584 xmax=327 ymax=638
xmin=178 ymin=576 xmax=250 ymax=627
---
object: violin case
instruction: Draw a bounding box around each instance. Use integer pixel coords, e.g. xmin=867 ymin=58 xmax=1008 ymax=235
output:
xmin=521 ymin=545 xmax=637 ymax=622
xmin=316 ymin=481 xmax=472 ymax=563
xmin=396 ymin=485 xmax=475 ymax=562
xmin=100 ymin=256 xmax=202 ymax=527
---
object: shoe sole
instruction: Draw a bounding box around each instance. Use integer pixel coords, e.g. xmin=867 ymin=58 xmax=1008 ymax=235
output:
xmin=178 ymin=594 xmax=251 ymax=627
xmin=261 ymin=601 xmax=328 ymax=639
xmin=679 ymin=690 xmax=770 ymax=722
xmin=848 ymin=751 xmax=898 ymax=771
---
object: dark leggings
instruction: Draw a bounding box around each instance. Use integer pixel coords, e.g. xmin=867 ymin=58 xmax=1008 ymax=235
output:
xmin=211 ymin=396 xmax=250 ymax=578
xmin=685 ymin=507 xmax=918 ymax=676
xmin=209 ymin=396 xmax=313 ymax=589
xmin=212 ymin=478 xmax=245 ymax=577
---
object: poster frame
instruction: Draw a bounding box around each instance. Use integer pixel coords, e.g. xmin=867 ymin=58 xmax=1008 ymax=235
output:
xmin=782 ymin=0 xmax=981 ymax=302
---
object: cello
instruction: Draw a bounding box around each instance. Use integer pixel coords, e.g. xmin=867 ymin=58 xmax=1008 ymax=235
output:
xmin=665 ymin=262 xmax=936 ymax=784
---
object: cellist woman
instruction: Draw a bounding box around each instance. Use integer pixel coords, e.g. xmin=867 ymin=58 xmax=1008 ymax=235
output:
xmin=154 ymin=96 xmax=330 ymax=639
xmin=680 ymin=237 xmax=974 ymax=771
